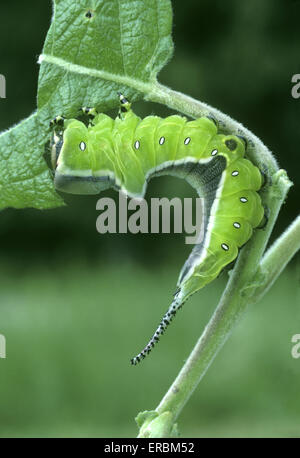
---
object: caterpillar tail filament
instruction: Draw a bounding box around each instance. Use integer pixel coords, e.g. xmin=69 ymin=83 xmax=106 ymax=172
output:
xmin=130 ymin=290 xmax=185 ymax=365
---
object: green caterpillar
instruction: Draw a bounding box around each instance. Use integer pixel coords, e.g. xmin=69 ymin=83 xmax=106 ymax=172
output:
xmin=50 ymin=94 xmax=265 ymax=365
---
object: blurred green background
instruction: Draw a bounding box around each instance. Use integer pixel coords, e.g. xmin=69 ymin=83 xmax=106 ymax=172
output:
xmin=0 ymin=0 xmax=299 ymax=438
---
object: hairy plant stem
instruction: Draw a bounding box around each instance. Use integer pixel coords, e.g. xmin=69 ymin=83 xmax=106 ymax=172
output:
xmin=137 ymin=82 xmax=296 ymax=438
xmin=154 ymin=169 xmax=292 ymax=422
xmin=147 ymin=81 xmax=278 ymax=174
xmin=255 ymin=214 xmax=300 ymax=302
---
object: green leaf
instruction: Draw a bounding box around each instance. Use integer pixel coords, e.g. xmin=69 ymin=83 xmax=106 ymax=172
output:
xmin=38 ymin=0 xmax=173 ymax=117
xmin=0 ymin=0 xmax=173 ymax=210
xmin=0 ymin=113 xmax=64 ymax=209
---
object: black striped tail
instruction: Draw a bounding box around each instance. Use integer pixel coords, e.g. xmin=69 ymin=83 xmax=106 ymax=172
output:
xmin=130 ymin=290 xmax=184 ymax=365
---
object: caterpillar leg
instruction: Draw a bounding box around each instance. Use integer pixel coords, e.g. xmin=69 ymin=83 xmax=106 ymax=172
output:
xmin=257 ymin=206 xmax=269 ymax=229
xmin=49 ymin=115 xmax=65 ymax=128
xmin=80 ymin=106 xmax=98 ymax=119
xmin=79 ymin=107 xmax=98 ymax=126
xmin=130 ymin=289 xmax=185 ymax=365
xmin=206 ymin=114 xmax=219 ymax=128
xmin=259 ymin=165 xmax=272 ymax=189
xmin=236 ymin=135 xmax=247 ymax=149
xmin=257 ymin=165 xmax=271 ymax=229
xmin=117 ymin=92 xmax=132 ymax=118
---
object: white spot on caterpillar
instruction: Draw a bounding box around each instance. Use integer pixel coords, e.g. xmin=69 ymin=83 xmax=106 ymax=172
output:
xmin=232 ymin=170 xmax=239 ymax=176
xmin=240 ymin=197 xmax=248 ymax=203
xmin=79 ymin=141 xmax=86 ymax=151
xmin=159 ymin=136 xmax=165 ymax=145
xmin=221 ymin=243 xmax=229 ymax=251
xmin=184 ymin=137 xmax=191 ymax=145
xmin=233 ymin=222 xmax=241 ymax=228
xmin=211 ymin=149 xmax=218 ymax=156
xmin=134 ymin=140 xmax=140 ymax=150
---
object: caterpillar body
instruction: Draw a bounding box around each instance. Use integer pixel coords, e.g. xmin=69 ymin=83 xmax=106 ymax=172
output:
xmin=50 ymin=95 xmax=264 ymax=365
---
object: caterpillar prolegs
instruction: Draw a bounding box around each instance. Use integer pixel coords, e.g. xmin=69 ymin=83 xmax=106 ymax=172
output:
xmin=50 ymin=94 xmax=265 ymax=365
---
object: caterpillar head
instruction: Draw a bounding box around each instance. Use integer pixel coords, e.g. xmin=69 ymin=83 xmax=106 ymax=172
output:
xmin=50 ymin=119 xmax=114 ymax=195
